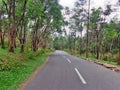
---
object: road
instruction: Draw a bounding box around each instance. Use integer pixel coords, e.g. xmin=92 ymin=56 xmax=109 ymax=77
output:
xmin=23 ymin=50 xmax=120 ymax=90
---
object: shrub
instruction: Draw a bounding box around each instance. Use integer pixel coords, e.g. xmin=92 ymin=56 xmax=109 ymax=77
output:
xmin=0 ymin=59 xmax=23 ymax=71
xmin=26 ymin=48 xmax=46 ymax=59
xmin=0 ymin=53 xmax=26 ymax=71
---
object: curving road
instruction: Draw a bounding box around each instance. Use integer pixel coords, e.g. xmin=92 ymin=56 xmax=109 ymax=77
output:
xmin=23 ymin=50 xmax=120 ymax=90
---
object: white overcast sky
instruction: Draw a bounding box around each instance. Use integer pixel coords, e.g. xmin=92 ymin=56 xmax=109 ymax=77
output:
xmin=59 ymin=0 xmax=120 ymax=36
xmin=59 ymin=0 xmax=120 ymax=20
xmin=59 ymin=0 xmax=118 ymax=9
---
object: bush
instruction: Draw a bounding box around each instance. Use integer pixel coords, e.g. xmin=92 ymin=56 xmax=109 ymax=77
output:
xmin=111 ymin=48 xmax=119 ymax=54
xmin=102 ymin=53 xmax=117 ymax=62
xmin=0 ymin=47 xmax=50 ymax=71
xmin=0 ymin=59 xmax=23 ymax=71
xmin=0 ymin=53 xmax=26 ymax=71
xmin=26 ymin=48 xmax=46 ymax=59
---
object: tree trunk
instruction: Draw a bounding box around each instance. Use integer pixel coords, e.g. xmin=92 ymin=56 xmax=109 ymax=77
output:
xmin=96 ymin=30 xmax=99 ymax=59
xmin=9 ymin=20 xmax=16 ymax=52
xmin=0 ymin=30 xmax=5 ymax=48
xmin=79 ymin=31 xmax=82 ymax=55
xmin=0 ymin=29 xmax=2 ymax=44
xmin=9 ymin=21 xmax=16 ymax=53
xmin=1 ymin=36 xmax=5 ymax=49
xmin=19 ymin=24 xmax=26 ymax=53
xmin=86 ymin=0 xmax=90 ymax=58
xmin=42 ymin=40 xmax=47 ymax=49
xmin=9 ymin=34 xmax=16 ymax=52
xmin=20 ymin=40 xmax=24 ymax=53
xmin=118 ymin=37 xmax=120 ymax=64
xmin=32 ymin=39 xmax=38 ymax=52
xmin=110 ymin=38 xmax=114 ymax=52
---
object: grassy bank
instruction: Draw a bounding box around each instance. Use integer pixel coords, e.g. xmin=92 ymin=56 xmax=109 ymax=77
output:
xmin=65 ymin=49 xmax=119 ymax=66
xmin=79 ymin=54 xmax=118 ymax=66
xmin=0 ymin=48 xmax=53 ymax=90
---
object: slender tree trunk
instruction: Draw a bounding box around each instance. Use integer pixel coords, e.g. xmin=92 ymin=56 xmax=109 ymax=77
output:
xmin=0 ymin=29 xmax=5 ymax=48
xmin=1 ymin=35 xmax=5 ymax=49
xmin=19 ymin=24 xmax=26 ymax=53
xmin=79 ymin=31 xmax=82 ymax=55
xmin=42 ymin=39 xmax=47 ymax=49
xmin=96 ymin=30 xmax=99 ymax=59
xmin=32 ymin=29 xmax=37 ymax=52
xmin=32 ymin=38 xmax=39 ymax=52
xmin=8 ymin=0 xmax=16 ymax=52
xmin=86 ymin=0 xmax=90 ymax=58
xmin=21 ymin=43 xmax=24 ymax=52
xmin=110 ymin=38 xmax=114 ymax=52
xmin=0 ymin=29 xmax=2 ymax=44
xmin=9 ymin=22 xmax=16 ymax=52
xmin=20 ymin=39 xmax=25 ymax=53
xmin=117 ymin=36 xmax=120 ymax=64
xmin=9 ymin=34 xmax=16 ymax=52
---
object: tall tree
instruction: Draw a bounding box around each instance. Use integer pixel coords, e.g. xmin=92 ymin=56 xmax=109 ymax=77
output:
xmin=2 ymin=0 xmax=28 ymax=52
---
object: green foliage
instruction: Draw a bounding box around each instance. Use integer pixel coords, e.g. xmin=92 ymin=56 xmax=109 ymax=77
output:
xmin=90 ymin=7 xmax=101 ymax=23
xmin=0 ymin=58 xmax=23 ymax=71
xmin=0 ymin=50 xmax=26 ymax=71
xmin=60 ymin=2 xmax=120 ymax=64
xmin=27 ymin=0 xmax=44 ymax=19
xmin=0 ymin=47 xmax=52 ymax=90
xmin=0 ymin=47 xmax=50 ymax=72
xmin=53 ymin=36 xmax=67 ymax=50
xmin=26 ymin=48 xmax=46 ymax=59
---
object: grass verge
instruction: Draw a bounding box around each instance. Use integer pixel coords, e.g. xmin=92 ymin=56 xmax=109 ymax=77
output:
xmin=0 ymin=48 xmax=53 ymax=90
xmin=65 ymin=49 xmax=119 ymax=66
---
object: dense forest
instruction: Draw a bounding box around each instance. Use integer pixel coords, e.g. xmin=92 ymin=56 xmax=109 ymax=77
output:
xmin=53 ymin=0 xmax=120 ymax=64
xmin=0 ymin=0 xmax=63 ymax=52
xmin=0 ymin=0 xmax=120 ymax=64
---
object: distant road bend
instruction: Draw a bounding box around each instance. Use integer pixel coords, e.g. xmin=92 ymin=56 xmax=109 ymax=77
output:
xmin=23 ymin=50 xmax=120 ymax=90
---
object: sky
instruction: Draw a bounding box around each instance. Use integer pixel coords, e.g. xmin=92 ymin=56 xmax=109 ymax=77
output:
xmin=59 ymin=0 xmax=120 ymax=36
xmin=59 ymin=0 xmax=120 ymax=21
xmin=59 ymin=0 xmax=77 ymax=9
xmin=59 ymin=0 xmax=118 ymax=9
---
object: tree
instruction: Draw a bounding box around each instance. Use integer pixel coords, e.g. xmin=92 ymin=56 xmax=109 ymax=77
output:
xmin=89 ymin=8 xmax=102 ymax=59
xmin=2 ymin=0 xmax=28 ymax=52
xmin=0 ymin=0 xmax=63 ymax=53
xmin=86 ymin=0 xmax=90 ymax=58
xmin=0 ymin=4 xmax=5 ymax=48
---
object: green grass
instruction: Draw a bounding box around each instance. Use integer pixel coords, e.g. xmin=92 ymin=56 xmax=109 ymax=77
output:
xmin=0 ymin=48 xmax=52 ymax=90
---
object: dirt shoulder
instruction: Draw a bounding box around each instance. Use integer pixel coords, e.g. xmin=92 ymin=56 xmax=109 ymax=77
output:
xmin=83 ymin=58 xmax=120 ymax=73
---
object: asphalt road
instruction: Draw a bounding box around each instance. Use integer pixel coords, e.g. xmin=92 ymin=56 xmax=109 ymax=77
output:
xmin=23 ymin=50 xmax=120 ymax=90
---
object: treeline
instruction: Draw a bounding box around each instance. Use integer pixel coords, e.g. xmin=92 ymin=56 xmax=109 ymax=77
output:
xmin=53 ymin=0 xmax=120 ymax=64
xmin=0 ymin=0 xmax=63 ymax=53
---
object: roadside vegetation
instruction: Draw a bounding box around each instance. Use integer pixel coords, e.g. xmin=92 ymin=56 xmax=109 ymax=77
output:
xmin=65 ymin=49 xmax=118 ymax=66
xmin=0 ymin=47 xmax=52 ymax=90
xmin=53 ymin=0 xmax=120 ymax=66
xmin=0 ymin=0 xmax=62 ymax=90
